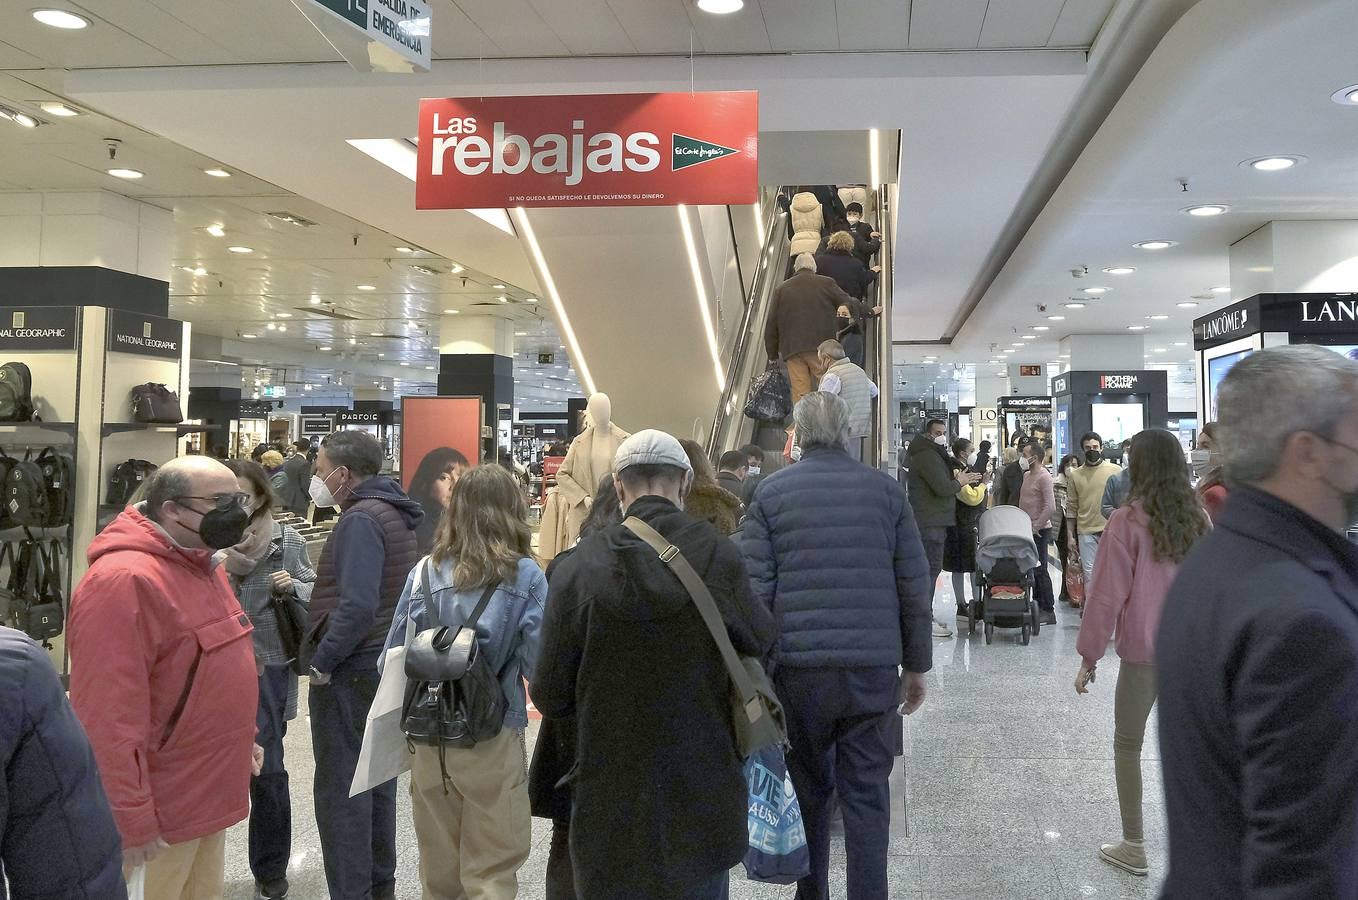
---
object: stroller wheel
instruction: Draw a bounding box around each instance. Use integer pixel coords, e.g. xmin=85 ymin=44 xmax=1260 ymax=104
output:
xmin=984 ymin=621 xmax=994 ymax=645
xmin=1021 ymin=624 xmax=1030 ymax=646
xmin=1031 ymin=601 xmax=1041 ymax=637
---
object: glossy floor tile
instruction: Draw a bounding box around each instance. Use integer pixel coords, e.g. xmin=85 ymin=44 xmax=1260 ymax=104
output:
xmin=223 ymin=571 xmax=1165 ymax=898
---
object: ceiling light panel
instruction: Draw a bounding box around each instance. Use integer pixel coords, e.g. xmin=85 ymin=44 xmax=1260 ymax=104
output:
xmin=32 ymin=9 xmax=89 ymax=28
xmin=1133 ymin=240 xmax=1177 ymax=250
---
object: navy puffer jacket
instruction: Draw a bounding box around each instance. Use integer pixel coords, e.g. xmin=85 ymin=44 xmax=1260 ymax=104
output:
xmin=742 ymin=446 xmax=934 ymax=672
xmin=0 ymin=627 xmax=126 ymax=899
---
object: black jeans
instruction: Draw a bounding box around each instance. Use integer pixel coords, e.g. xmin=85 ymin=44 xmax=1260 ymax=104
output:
xmin=311 ymin=655 xmax=398 ymax=900
xmin=250 ymin=666 xmax=292 ymax=885
xmin=779 ymin=668 xmax=896 ymax=900
xmin=919 ymin=526 xmax=948 ymax=604
xmin=1033 ymin=528 xmax=1055 ymax=612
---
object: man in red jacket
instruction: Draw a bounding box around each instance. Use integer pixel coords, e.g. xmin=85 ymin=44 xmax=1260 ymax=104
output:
xmin=70 ymin=456 xmax=262 ymax=899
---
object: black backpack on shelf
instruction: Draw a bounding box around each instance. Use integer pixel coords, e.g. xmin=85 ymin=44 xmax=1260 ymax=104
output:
xmin=5 ymin=456 xmax=49 ymax=529
xmin=1 ymin=540 xmax=63 ymax=643
xmin=130 ymin=384 xmax=184 ymax=424
xmin=35 ymin=448 xmax=74 ymax=527
xmin=0 ymin=363 xmax=35 ymax=422
xmin=107 ymin=459 xmax=158 ymax=507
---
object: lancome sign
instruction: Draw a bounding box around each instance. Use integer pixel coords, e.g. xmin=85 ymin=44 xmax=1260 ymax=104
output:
xmin=1300 ymin=297 xmax=1358 ymax=324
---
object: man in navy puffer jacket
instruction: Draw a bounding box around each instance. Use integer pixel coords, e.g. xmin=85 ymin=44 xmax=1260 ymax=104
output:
xmin=0 ymin=626 xmax=125 ymax=899
xmin=742 ymin=392 xmax=933 ymax=900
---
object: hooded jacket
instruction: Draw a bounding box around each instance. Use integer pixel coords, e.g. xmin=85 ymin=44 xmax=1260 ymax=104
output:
xmin=307 ymin=475 xmax=423 ymax=674
xmin=68 ymin=504 xmax=258 ymax=850
xmin=907 ymin=432 xmax=964 ymax=528
xmin=0 ymin=627 xmax=126 ymax=899
xmin=532 ymin=496 xmax=775 ymax=899
xmin=788 ymin=190 xmax=824 ymax=257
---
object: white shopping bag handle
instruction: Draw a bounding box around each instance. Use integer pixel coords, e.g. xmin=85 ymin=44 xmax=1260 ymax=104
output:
xmin=127 ymin=865 xmax=146 ymax=900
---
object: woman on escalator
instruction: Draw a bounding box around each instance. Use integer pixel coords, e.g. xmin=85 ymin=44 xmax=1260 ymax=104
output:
xmin=816 ymin=231 xmax=880 ymax=368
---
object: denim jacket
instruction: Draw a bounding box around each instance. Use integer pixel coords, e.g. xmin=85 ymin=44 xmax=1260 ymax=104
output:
xmin=382 ymin=554 xmax=546 ymax=729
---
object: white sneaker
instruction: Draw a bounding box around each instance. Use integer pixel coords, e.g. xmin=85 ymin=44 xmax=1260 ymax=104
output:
xmin=932 ymin=618 xmax=953 ymax=638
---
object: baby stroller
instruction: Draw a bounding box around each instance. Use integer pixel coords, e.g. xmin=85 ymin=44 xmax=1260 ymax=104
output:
xmin=972 ymin=506 xmax=1042 ymax=645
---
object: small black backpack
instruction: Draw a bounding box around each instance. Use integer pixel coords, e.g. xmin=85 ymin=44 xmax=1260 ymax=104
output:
xmin=402 ymin=563 xmax=506 ymax=782
xmin=107 ymin=459 xmax=158 ymax=507
xmin=5 ymin=456 xmax=49 ymax=528
xmin=35 ymin=448 xmax=74 ymax=527
xmin=0 ymin=362 xmax=34 ymax=422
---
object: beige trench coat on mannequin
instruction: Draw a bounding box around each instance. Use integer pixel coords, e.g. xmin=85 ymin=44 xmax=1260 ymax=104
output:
xmin=553 ymin=422 xmax=630 ymax=548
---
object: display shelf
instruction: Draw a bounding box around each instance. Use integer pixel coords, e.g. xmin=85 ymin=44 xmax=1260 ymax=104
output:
xmin=101 ymin=423 xmax=214 ymax=438
xmin=0 ymin=421 xmax=78 ymax=438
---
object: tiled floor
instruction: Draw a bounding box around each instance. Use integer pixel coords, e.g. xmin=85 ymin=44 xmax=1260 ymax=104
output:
xmin=223 ymin=575 xmax=1165 ymax=899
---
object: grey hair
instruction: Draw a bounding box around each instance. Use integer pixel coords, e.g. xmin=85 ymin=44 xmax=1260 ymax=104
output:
xmin=818 ymin=339 xmax=846 ymax=361
xmin=143 ymin=467 xmax=193 ymax=523
xmin=321 ymin=429 xmax=383 ymax=477
xmin=793 ymin=253 xmax=817 ymax=274
xmin=1218 ymin=345 xmax=1358 ymax=484
xmin=793 ymin=391 xmax=851 ymax=451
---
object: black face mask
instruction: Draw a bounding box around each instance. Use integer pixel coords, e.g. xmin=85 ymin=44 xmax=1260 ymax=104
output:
xmin=837 ymin=315 xmax=853 ymax=328
xmin=186 ymin=503 xmax=249 ymax=550
xmin=1084 ymin=449 xmax=1103 ymax=466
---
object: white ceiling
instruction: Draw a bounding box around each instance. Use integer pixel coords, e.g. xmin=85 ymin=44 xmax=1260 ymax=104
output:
xmin=930 ymin=0 xmax=1358 ymax=371
xmin=0 ymin=0 xmax=1114 ymax=70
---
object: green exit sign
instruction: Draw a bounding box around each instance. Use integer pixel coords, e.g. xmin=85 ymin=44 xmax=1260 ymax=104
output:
xmin=312 ymin=0 xmax=366 ymax=28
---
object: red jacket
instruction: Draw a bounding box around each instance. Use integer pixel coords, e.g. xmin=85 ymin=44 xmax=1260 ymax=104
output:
xmin=68 ymin=506 xmax=258 ymax=848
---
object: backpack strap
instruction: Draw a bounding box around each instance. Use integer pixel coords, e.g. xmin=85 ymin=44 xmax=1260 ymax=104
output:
xmin=621 ymin=516 xmax=764 ymax=727
xmin=465 ymin=581 xmax=500 ymax=631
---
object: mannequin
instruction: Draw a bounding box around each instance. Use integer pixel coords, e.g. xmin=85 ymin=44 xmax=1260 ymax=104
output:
xmin=552 ymin=392 xmax=630 ymax=552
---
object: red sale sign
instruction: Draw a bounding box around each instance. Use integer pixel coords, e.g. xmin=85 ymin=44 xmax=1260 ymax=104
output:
xmin=415 ymin=91 xmax=758 ymax=209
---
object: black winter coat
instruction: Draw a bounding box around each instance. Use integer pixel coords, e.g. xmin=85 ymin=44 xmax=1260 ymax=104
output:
xmin=528 ymin=549 xmax=577 ymax=825
xmin=532 ymin=496 xmax=775 ymax=899
xmin=813 ymin=249 xmax=876 ymax=300
xmin=993 ymin=461 xmax=1025 ymax=507
xmin=846 ymin=220 xmax=882 ymax=267
xmin=1158 ymin=487 xmax=1358 ymax=899
xmin=0 ymin=627 xmax=126 ymax=900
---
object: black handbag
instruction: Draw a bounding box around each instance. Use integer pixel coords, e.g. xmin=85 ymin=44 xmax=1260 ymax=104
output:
xmin=269 ymin=579 xmax=309 ymax=674
xmin=129 ymin=383 xmax=184 ymax=424
xmin=744 ymin=364 xmax=793 ymax=422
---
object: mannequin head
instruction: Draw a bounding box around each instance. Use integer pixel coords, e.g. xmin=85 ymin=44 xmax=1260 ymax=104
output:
xmin=587 ymin=392 xmax=612 ymax=431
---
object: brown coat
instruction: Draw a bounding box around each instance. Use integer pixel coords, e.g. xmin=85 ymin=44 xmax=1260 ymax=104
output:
xmin=765 ymin=270 xmax=865 ymax=361
xmin=684 ymin=483 xmax=743 ymax=536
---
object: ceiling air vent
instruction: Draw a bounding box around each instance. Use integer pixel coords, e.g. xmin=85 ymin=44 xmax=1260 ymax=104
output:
xmin=409 ymin=264 xmax=442 ymax=276
xmin=266 ymin=211 xmax=320 ymax=228
xmin=293 ymin=306 xmax=359 ymax=320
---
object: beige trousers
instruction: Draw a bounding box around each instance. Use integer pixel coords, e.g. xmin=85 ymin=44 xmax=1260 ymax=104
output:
xmin=1113 ymin=662 xmax=1158 ymax=841
xmin=786 ymin=351 xmax=823 ymax=406
xmin=124 ymin=830 xmax=226 ymax=900
xmin=410 ymin=729 xmax=531 ymax=900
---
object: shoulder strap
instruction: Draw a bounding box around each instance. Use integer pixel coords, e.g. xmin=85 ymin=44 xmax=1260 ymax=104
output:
xmin=622 ymin=516 xmax=761 ymax=715
xmin=465 ymin=581 xmax=499 ymax=631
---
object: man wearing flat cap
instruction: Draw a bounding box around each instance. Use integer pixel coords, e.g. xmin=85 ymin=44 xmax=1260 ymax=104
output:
xmin=533 ymin=430 xmax=775 ymax=900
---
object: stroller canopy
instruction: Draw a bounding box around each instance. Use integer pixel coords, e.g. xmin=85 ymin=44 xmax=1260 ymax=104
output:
xmin=976 ymin=506 xmax=1040 ymax=574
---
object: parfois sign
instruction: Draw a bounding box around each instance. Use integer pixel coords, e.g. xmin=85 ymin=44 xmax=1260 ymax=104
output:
xmin=416 ymin=91 xmax=758 ymax=209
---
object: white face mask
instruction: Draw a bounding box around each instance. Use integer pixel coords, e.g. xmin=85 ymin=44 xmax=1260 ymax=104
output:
xmin=747 ymin=465 xmax=761 ymax=476
xmin=847 ymin=215 xmax=861 ymax=225
xmin=1019 ymin=456 xmax=1032 ymax=472
xmin=309 ymin=469 xmax=344 ymax=508
xmin=933 ymin=434 xmax=949 ymax=447
xmin=965 ymin=451 xmax=978 ymax=466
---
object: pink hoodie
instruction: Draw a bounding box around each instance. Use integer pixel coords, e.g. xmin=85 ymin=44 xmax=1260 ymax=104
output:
xmin=1076 ymin=502 xmax=1182 ymax=667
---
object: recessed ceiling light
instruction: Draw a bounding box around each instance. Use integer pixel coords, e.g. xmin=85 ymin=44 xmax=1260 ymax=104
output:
xmin=275 ymin=312 xmax=292 ymax=318
xmin=1210 ymin=286 xmax=1230 ymax=293
xmin=498 ymin=296 xmax=508 ymax=303
xmin=38 ymin=102 xmax=79 ymax=117
xmin=1033 ymin=325 xmax=1050 ymax=331
xmin=1177 ymin=301 xmax=1199 ymax=308
xmin=107 ymin=168 xmax=144 ymax=179
xmin=205 ymin=224 xmax=226 ymax=237
xmin=32 ymin=8 xmax=89 ymax=28
xmin=318 ymin=345 xmax=332 ymax=351
xmin=1173 ymin=341 xmax=1188 ymax=347
xmin=348 ymin=337 xmax=358 ymax=345
xmin=357 ymin=284 xmax=376 ymax=291
xmin=1147 ymin=314 xmax=1170 ymax=320
xmin=11 ymin=112 xmax=38 ymax=128
xmin=1001 ymin=349 xmax=1015 ymax=354
xmin=1046 ymin=315 xmax=1065 ymax=321
xmin=1082 ymin=286 xmax=1109 ymax=294
xmin=1021 ymin=334 xmax=1037 ymax=339
xmin=1128 ymin=325 xmax=1148 ymax=331
xmin=697 ymin=0 xmax=744 ymax=12
xmin=1102 ymin=266 xmax=1135 ymax=275
xmin=1330 ymin=85 xmax=1358 ymax=106
xmin=1243 ymin=155 xmax=1304 ymax=172
xmin=449 ymin=264 xmax=465 ymax=274
xmin=525 ymin=297 xmax=539 ymax=303
xmin=276 ymin=324 xmax=286 ymax=332
xmin=227 ymin=245 xmax=254 ymax=253
xmin=442 ymin=308 xmax=459 ymax=314
xmin=204 ymin=168 xmax=231 ymax=178
xmin=1134 ymin=240 xmax=1177 ymax=250
xmin=1153 ymin=348 xmax=1168 ymax=353
xmin=1011 ymin=342 xmax=1026 ymax=347
xmin=491 ymin=284 xmax=506 ymax=289
xmin=369 ymin=331 xmax=383 ymax=336
xmin=266 ymin=323 xmax=277 ymax=331
xmin=240 ymin=333 xmax=257 ymax=339
xmin=514 ymin=331 xmax=527 ymax=336
xmin=309 ymin=296 xmax=322 ymax=305
xmin=1062 ymin=302 xmax=1086 ymax=309
xmin=1183 ymin=204 xmax=1229 ymax=217
xmin=395 ymin=246 xmax=414 ymax=253
xmin=426 ymin=366 xmax=436 ymax=371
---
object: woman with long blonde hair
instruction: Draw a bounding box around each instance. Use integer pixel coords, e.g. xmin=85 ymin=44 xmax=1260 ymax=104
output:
xmin=382 ymin=464 xmax=547 ymax=899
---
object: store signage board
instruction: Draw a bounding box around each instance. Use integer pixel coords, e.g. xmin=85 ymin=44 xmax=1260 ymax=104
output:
xmin=1099 ymin=374 xmax=1140 ymax=390
xmin=107 ymin=310 xmax=182 ymax=359
xmin=538 ymin=352 xmax=554 ymax=365
xmin=998 ymin=396 xmax=1052 ymax=411
xmin=239 ymin=401 xmax=274 ymax=419
xmin=301 ymin=416 xmax=333 ymax=435
xmin=302 ymin=405 xmax=348 ymax=415
xmin=415 ymin=91 xmax=758 ymax=209
xmin=338 ymin=411 xmax=381 ymax=424
xmin=1052 ymin=375 xmax=1070 ymax=395
xmin=1018 ymin=365 xmax=1043 ymax=377
xmin=0 ymin=307 xmax=78 ymax=351
xmin=262 ymin=385 xmax=287 ymax=398
xmin=294 ymin=0 xmax=431 ymax=72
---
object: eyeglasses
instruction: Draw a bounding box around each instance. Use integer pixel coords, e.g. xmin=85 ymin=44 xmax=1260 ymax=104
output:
xmin=175 ymin=493 xmax=249 ymax=511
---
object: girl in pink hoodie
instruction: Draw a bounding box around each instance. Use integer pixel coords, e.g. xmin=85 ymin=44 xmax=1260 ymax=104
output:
xmin=1074 ymin=429 xmax=1210 ymax=878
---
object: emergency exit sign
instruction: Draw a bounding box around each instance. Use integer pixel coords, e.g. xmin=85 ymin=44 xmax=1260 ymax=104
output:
xmin=296 ymin=0 xmax=431 ymax=72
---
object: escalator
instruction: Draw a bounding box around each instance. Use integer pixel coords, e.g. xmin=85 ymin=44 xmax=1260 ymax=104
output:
xmin=706 ymin=185 xmax=896 ymax=473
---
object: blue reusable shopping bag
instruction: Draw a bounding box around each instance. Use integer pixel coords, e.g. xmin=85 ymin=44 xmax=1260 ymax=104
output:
xmin=743 ymin=745 xmax=811 ymax=884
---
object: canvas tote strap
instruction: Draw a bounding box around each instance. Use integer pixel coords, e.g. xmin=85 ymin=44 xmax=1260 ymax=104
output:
xmin=622 ymin=516 xmax=763 ymax=724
